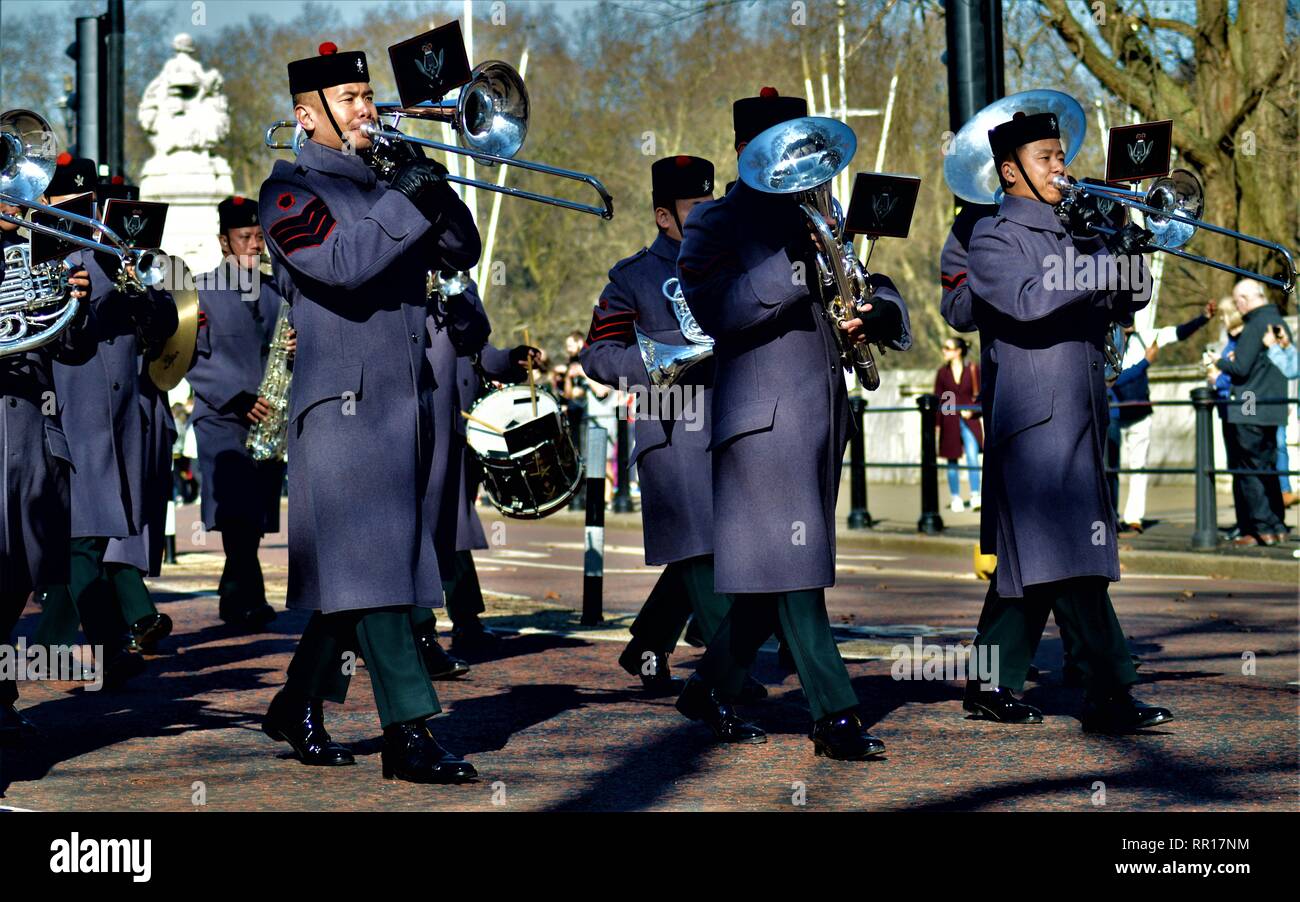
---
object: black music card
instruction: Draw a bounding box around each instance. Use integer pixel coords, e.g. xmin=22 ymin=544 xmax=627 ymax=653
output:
xmin=30 ymin=192 xmax=96 ymax=265
xmin=101 ymin=199 xmax=168 ymax=249
xmin=389 ymin=21 xmax=474 ymax=109
xmin=844 ymin=172 xmax=921 ymax=239
xmin=97 ymin=182 xmax=140 ymax=210
xmin=1105 ymin=120 xmax=1173 ymax=184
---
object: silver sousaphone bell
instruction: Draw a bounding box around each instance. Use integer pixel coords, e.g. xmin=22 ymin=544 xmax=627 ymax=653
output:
xmin=636 ymin=276 xmax=714 ymax=387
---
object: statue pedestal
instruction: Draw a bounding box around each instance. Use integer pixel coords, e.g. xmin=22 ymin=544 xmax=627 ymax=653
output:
xmin=139 ymin=150 xmax=233 ymax=274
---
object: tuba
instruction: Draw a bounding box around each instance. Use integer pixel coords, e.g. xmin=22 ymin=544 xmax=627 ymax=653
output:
xmin=636 ymin=276 xmax=714 ymax=387
xmin=739 ymin=116 xmax=882 ymax=390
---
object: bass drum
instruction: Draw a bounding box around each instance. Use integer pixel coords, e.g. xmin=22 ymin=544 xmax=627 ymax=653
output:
xmin=465 ymin=384 xmax=583 ymax=519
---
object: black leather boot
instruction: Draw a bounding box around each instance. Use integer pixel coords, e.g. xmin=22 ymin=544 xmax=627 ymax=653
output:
xmin=675 ymin=675 xmax=766 ymax=743
xmin=220 ymin=600 xmax=277 ymax=631
xmin=262 ymin=691 xmax=355 ymax=766
xmin=128 ymin=612 xmax=172 ymax=653
xmin=811 ymin=713 xmax=886 ymax=760
xmin=963 ymin=683 xmax=1044 ymax=724
xmin=414 ymin=625 xmax=470 ymax=680
xmin=381 ymin=720 xmax=477 ymax=784
xmin=450 ymin=618 xmax=503 ymax=654
xmin=738 ymin=675 xmax=768 ymax=703
xmin=100 ymin=646 xmax=146 ymax=690
xmin=618 ymin=645 xmax=684 ymax=697
xmin=1081 ymin=691 xmax=1173 ymax=733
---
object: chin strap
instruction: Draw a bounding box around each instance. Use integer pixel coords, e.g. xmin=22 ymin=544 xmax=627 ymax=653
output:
xmin=1011 ymin=149 xmax=1050 ymax=205
xmin=317 ymin=90 xmax=348 ymax=145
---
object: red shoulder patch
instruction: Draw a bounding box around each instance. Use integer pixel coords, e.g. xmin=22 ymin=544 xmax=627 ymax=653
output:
xmin=276 ymin=192 xmax=295 ymax=210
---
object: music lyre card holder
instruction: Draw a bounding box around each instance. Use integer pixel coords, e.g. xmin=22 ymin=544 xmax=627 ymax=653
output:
xmin=389 ymin=21 xmax=474 ymax=108
xmin=101 ymin=199 xmax=168 ymax=250
xmin=30 ymin=192 xmax=95 ymax=265
xmin=844 ymin=172 xmax=921 ymax=239
xmin=1105 ymin=120 xmax=1173 ymax=184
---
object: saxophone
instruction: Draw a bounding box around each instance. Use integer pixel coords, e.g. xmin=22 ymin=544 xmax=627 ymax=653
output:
xmin=246 ymin=260 xmax=293 ymax=462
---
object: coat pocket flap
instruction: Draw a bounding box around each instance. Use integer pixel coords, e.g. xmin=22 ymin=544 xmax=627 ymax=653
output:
xmin=289 ymin=362 xmax=363 ymax=422
xmin=708 ymin=397 xmax=777 ymax=450
xmin=44 ymin=422 xmax=73 ymax=464
xmin=988 ymin=388 xmax=1053 ymax=447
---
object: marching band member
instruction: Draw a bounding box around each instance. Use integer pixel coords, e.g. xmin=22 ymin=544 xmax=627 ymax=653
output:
xmin=411 ymin=277 xmax=533 ymax=674
xmin=581 ymin=155 xmax=762 ymax=701
xmin=188 ymin=195 xmax=288 ymax=631
xmin=258 ymin=41 xmax=480 ymax=784
xmin=961 ymin=110 xmax=1173 ymax=733
xmin=676 ymin=89 xmax=912 ymax=758
xmin=35 ymin=155 xmax=178 ymax=684
xmin=0 ymin=197 xmax=95 ymax=744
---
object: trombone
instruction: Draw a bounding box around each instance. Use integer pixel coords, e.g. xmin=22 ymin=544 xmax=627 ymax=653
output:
xmin=265 ymin=60 xmax=614 ymax=220
xmin=1052 ymin=171 xmax=1296 ymax=295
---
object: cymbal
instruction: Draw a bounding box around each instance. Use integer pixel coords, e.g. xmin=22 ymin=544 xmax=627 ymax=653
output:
xmin=148 ymin=254 xmax=199 ymax=391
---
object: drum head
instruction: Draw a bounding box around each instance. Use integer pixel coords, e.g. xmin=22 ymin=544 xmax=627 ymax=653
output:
xmin=466 ymin=384 xmax=561 ymax=455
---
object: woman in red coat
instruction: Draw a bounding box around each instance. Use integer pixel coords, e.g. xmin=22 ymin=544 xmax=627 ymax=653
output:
xmin=934 ymin=337 xmax=983 ymax=511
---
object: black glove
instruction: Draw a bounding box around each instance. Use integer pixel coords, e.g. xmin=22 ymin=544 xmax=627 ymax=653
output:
xmin=510 ymin=345 xmax=541 ymax=368
xmin=855 ymin=298 xmax=903 ymax=344
xmin=1108 ymin=222 xmax=1153 ymax=256
xmin=389 ymin=158 xmax=452 ymax=223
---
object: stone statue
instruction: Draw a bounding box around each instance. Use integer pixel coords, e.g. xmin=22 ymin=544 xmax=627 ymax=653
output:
xmin=138 ymin=34 xmax=233 ymax=273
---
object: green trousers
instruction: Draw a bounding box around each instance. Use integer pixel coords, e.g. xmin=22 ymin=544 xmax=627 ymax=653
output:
xmin=628 ymin=555 xmax=732 ymax=655
xmin=698 ymin=589 xmax=858 ymax=722
xmin=285 ymin=606 xmax=439 ymax=728
xmin=107 ymin=563 xmax=157 ymax=626
xmin=34 ymin=538 xmax=129 ymax=648
xmin=217 ymin=523 xmax=268 ymax=616
xmin=973 ymin=576 xmax=1138 ymax=695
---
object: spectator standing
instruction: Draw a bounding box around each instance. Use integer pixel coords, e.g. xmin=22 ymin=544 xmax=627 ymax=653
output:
xmin=1213 ymin=279 xmax=1293 ymax=546
xmin=1107 ymin=303 xmax=1213 ymax=532
xmin=934 ymin=337 xmax=982 ymax=512
xmin=1262 ymin=322 xmax=1298 ymax=508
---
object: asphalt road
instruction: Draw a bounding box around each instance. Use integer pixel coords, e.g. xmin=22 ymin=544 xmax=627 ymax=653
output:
xmin=0 ymin=503 xmax=1295 ymax=812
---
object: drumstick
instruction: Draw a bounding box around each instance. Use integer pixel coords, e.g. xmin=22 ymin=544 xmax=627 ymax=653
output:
xmin=461 ymin=411 xmax=504 ymax=434
xmin=523 ymin=326 xmax=538 ymax=418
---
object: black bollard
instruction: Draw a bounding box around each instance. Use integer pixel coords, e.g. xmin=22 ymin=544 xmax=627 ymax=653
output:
xmin=1191 ymin=386 xmax=1219 ymax=549
xmin=848 ymin=395 xmax=873 ymax=528
xmin=582 ymin=424 xmax=607 ymax=625
xmin=917 ymin=393 xmax=944 ymax=534
xmin=613 ymin=413 xmax=632 ymax=513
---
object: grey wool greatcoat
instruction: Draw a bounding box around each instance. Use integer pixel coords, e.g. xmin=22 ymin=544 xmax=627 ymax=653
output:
xmin=966 ymin=194 xmax=1150 ymax=598
xmin=187 ymin=267 xmax=286 ymax=533
xmin=424 ymin=279 xmax=522 ymax=565
xmin=259 ymin=138 xmax=481 ymax=613
xmin=939 ymin=203 xmax=998 ymax=334
xmin=678 ymin=183 xmax=911 ymax=593
xmin=104 ymin=372 xmax=177 ymax=575
xmin=53 ymin=251 xmax=179 ymax=541
xmin=0 ymin=237 xmax=98 ymax=594
xmin=580 ymin=232 xmax=717 ymax=566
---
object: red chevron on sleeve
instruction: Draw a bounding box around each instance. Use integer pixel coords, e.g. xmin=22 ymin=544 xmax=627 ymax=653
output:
xmin=584 ymin=308 xmax=637 ymax=347
xmin=941 ymin=270 xmax=967 ymax=291
xmin=268 ymin=195 xmax=337 ymax=255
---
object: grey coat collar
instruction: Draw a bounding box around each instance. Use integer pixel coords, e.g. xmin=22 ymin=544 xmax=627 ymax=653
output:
xmin=998 ymin=193 xmax=1065 ymax=234
xmin=297 ymin=138 xmax=377 ymax=188
xmin=648 ymin=232 xmax=681 ymax=262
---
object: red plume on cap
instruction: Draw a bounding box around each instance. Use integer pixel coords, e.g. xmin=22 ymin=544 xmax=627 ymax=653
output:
xmin=759 ymin=86 xmax=779 ymax=98
xmin=318 ymin=41 xmax=338 ymax=55
xmin=674 ymin=155 xmax=691 ymax=167
xmin=111 ymin=175 xmax=124 ymax=185
xmin=232 ymin=195 xmax=245 ymax=205
xmin=1013 ymin=111 xmax=1026 ymax=120
xmin=56 ymin=152 xmax=73 ymax=166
